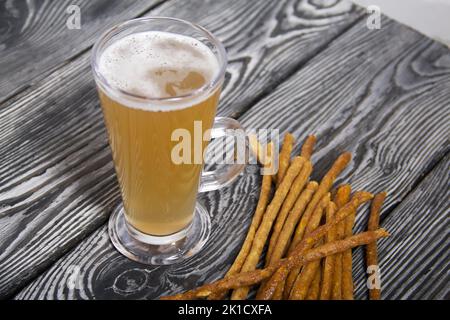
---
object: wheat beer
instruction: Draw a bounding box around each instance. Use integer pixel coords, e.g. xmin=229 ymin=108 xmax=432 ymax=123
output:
xmin=98 ymin=31 xmax=221 ymax=236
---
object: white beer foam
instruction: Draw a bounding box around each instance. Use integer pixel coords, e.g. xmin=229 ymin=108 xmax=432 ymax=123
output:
xmin=98 ymin=31 xmax=220 ymax=111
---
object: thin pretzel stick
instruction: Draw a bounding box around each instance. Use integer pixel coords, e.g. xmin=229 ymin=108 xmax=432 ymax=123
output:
xmin=248 ymin=134 xmax=261 ymax=158
xmin=300 ymin=135 xmax=317 ymax=160
xmin=331 ymin=184 xmax=352 ymax=300
xmin=319 ymin=202 xmax=338 ymax=300
xmin=265 ymin=160 xmax=312 ymax=264
xmin=267 ymin=181 xmax=318 ymax=266
xmin=290 ymin=254 xmax=322 ymax=300
xmin=162 ymin=228 xmax=388 ymax=300
xmin=256 ymin=161 xmax=311 ymax=298
xmin=230 ymin=157 xmax=304 ymax=300
xmin=208 ymin=142 xmax=274 ymax=300
xmin=257 ymin=191 xmax=373 ymax=300
xmin=266 ymin=134 xmax=316 ymax=263
xmin=265 ymin=135 xmax=316 ymax=262
xmin=284 ymin=156 xmax=351 ymax=299
xmin=163 ymin=266 xmax=277 ymax=300
xmin=342 ymin=205 xmax=357 ymax=300
xmin=272 ymin=281 xmax=284 ymax=300
xmin=276 ymin=133 xmax=295 ymax=185
xmin=262 ymin=225 xmax=381 ymax=301
xmin=334 ymin=184 xmax=352 ymax=208
xmin=248 ymin=135 xmax=276 ymax=180
xmin=287 ymin=194 xmax=330 ymax=299
xmin=331 ymin=222 xmax=345 ymax=299
xmin=366 ymin=192 xmax=386 ymax=300
xmin=306 ymin=264 xmax=322 ymax=300
xmin=248 ymin=133 xmax=266 ymax=166
xmin=288 ymin=153 xmax=352 ymax=253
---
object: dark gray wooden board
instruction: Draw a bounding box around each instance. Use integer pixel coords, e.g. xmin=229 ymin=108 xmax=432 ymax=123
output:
xmin=0 ymin=0 xmax=165 ymax=104
xmin=13 ymin=16 xmax=450 ymax=299
xmin=0 ymin=0 xmax=364 ymax=298
xmin=352 ymin=155 xmax=449 ymax=300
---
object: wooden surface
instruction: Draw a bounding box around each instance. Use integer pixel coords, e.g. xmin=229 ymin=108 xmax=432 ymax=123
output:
xmin=353 ymin=154 xmax=449 ymax=300
xmin=0 ymin=0 xmax=448 ymax=300
xmin=0 ymin=0 xmax=165 ymax=104
xmin=0 ymin=0 xmax=363 ymax=298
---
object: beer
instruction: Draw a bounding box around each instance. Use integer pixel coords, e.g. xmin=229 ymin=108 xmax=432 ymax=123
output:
xmin=98 ymin=31 xmax=221 ymax=236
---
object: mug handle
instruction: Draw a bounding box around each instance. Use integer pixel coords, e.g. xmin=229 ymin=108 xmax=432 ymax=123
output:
xmin=199 ymin=117 xmax=247 ymax=192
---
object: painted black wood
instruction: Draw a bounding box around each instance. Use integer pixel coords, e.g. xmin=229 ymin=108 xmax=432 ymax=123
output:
xmin=0 ymin=0 xmax=363 ymax=298
xmin=353 ymin=155 xmax=449 ymax=300
xmin=0 ymin=0 xmax=165 ymax=104
xmin=13 ymin=16 xmax=450 ymax=299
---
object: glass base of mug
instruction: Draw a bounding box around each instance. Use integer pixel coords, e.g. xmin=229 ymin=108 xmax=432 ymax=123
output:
xmin=108 ymin=202 xmax=211 ymax=265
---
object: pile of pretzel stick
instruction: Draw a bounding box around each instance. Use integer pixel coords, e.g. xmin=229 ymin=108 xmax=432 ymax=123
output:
xmin=162 ymin=134 xmax=388 ymax=300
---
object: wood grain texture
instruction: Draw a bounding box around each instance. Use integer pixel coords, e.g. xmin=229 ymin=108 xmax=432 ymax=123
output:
xmin=159 ymin=0 xmax=365 ymax=117
xmin=0 ymin=0 xmax=165 ymax=103
xmin=14 ymin=168 xmax=262 ymax=300
xmin=351 ymin=155 xmax=449 ymax=300
xmin=14 ymin=16 xmax=450 ymax=299
xmin=0 ymin=0 xmax=363 ymax=298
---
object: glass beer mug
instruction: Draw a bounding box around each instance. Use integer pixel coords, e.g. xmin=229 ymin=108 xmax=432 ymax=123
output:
xmin=91 ymin=17 xmax=246 ymax=265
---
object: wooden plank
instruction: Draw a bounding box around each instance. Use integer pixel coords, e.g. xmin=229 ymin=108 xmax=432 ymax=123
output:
xmin=0 ymin=0 xmax=165 ymax=104
xmin=151 ymin=0 xmax=365 ymax=117
xmin=16 ymin=155 xmax=450 ymax=300
xmin=14 ymin=16 xmax=450 ymax=299
xmin=351 ymin=154 xmax=449 ymax=300
xmin=0 ymin=0 xmax=363 ymax=298
xmin=14 ymin=171 xmax=262 ymax=300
